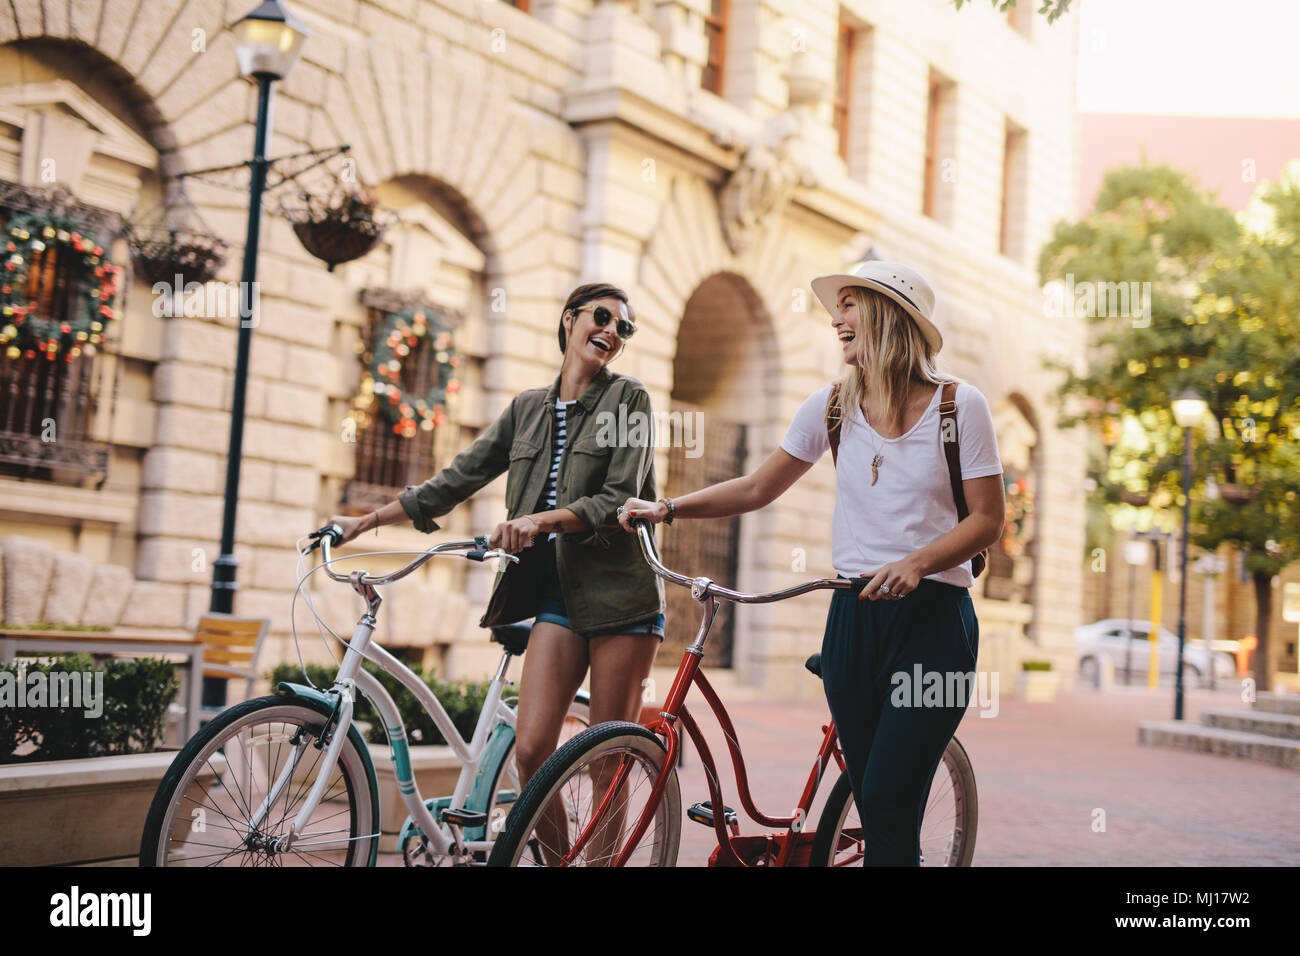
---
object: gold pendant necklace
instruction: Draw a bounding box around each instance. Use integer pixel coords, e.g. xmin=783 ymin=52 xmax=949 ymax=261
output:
xmin=863 ymin=404 xmax=886 ymax=487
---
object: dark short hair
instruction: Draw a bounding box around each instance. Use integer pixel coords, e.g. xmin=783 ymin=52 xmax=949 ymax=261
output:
xmin=559 ymin=283 xmax=632 ymax=353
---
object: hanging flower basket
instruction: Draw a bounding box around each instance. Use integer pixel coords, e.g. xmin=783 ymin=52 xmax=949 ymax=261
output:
xmin=284 ymin=182 xmax=387 ymax=272
xmin=126 ymin=226 xmax=228 ymax=287
xmin=1219 ymin=483 xmax=1260 ymax=507
xmin=1116 ymin=489 xmax=1151 ymax=507
xmin=123 ymin=184 xmax=228 ymax=288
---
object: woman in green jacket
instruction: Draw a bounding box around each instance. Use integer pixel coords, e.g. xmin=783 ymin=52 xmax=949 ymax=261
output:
xmin=327 ymin=283 xmax=666 ymax=819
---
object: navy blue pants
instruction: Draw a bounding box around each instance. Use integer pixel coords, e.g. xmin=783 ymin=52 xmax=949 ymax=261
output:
xmin=820 ymin=577 xmax=979 ymax=866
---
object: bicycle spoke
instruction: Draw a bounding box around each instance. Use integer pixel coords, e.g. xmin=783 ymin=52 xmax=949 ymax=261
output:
xmin=154 ymin=706 xmax=366 ymax=867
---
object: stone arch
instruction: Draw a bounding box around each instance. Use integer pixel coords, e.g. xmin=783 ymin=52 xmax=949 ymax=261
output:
xmin=659 ymin=269 xmax=784 ymax=668
xmin=636 ymin=174 xmax=840 ymax=684
xmin=0 ymin=5 xmax=550 ymax=267
xmin=314 ymin=45 xmax=540 ymax=279
xmin=636 ymin=174 xmax=821 ymax=379
xmin=1 ymin=3 xmax=245 ymax=176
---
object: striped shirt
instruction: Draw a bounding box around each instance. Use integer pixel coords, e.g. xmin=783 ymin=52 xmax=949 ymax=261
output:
xmin=540 ymin=400 xmax=573 ymax=541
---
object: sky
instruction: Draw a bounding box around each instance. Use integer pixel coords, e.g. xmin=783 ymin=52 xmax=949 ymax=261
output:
xmin=1075 ymin=0 xmax=1300 ymax=118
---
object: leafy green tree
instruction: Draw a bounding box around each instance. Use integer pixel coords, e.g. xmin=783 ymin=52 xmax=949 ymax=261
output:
xmin=951 ymin=0 xmax=1074 ymax=23
xmin=1041 ymin=163 xmax=1300 ymax=691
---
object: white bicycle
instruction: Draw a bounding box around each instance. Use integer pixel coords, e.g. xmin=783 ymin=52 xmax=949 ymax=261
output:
xmin=139 ymin=524 xmax=589 ymax=866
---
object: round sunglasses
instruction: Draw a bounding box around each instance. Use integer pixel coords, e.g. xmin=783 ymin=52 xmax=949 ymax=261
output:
xmin=573 ymin=304 xmax=636 ymax=340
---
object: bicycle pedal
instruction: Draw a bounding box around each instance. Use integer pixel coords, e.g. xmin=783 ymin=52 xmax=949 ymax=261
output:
xmin=687 ymin=801 xmax=737 ymax=828
xmin=442 ymin=808 xmax=488 ymax=828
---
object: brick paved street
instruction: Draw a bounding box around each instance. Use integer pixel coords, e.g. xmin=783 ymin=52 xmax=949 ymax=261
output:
xmin=669 ymin=681 xmax=1300 ymax=866
xmin=379 ymin=678 xmax=1298 ymax=867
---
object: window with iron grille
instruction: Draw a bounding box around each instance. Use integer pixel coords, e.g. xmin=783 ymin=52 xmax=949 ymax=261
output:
xmin=702 ymin=0 xmax=729 ymax=96
xmin=341 ymin=303 xmax=458 ymax=514
xmin=834 ymin=19 xmax=855 ymax=161
xmin=0 ymin=193 xmax=116 ymax=485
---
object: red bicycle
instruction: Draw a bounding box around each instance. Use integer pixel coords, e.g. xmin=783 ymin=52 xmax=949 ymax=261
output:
xmin=487 ymin=520 xmax=978 ymax=867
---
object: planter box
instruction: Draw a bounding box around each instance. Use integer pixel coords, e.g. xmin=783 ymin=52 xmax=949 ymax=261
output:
xmin=369 ymin=744 xmax=462 ymax=854
xmin=1017 ymin=670 xmax=1061 ymax=702
xmin=0 ymin=750 xmax=220 ymax=866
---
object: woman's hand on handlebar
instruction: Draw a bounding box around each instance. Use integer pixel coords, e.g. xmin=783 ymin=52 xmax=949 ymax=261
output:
xmin=324 ymin=514 xmax=368 ymax=546
xmin=490 ymin=516 xmax=540 ymax=554
xmin=618 ymin=497 xmax=667 ymax=532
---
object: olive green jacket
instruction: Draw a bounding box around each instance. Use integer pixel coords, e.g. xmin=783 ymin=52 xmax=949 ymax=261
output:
xmin=397 ymin=366 xmax=665 ymax=633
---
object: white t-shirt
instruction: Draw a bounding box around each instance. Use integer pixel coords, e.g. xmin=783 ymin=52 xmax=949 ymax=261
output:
xmin=780 ymin=381 xmax=1003 ymax=587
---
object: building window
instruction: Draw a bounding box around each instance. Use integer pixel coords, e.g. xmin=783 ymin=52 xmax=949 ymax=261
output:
xmin=834 ymin=18 xmax=855 ymax=161
xmin=0 ymin=195 xmax=116 ymax=484
xmin=1006 ymin=2 xmax=1032 ymax=38
xmin=342 ymin=301 xmax=459 ymax=513
xmin=702 ymin=0 xmax=729 ymax=96
xmin=1000 ymin=119 xmax=1028 ymax=259
xmin=922 ymin=72 xmax=955 ymax=221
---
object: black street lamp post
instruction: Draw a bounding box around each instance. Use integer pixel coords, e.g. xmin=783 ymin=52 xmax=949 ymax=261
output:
xmin=205 ymin=2 xmax=309 ymax=705
xmin=1172 ymin=389 xmax=1208 ymax=721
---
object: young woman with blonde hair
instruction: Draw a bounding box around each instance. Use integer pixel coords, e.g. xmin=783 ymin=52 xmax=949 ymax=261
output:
xmin=620 ymin=261 xmax=1005 ymax=866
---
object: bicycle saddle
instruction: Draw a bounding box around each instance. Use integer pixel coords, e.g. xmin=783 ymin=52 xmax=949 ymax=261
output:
xmin=804 ymin=653 xmax=822 ymax=679
xmin=490 ymin=623 xmax=532 ymax=657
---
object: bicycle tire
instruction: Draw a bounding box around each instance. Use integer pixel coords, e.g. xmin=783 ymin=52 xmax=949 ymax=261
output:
xmin=139 ymin=694 xmax=380 ymax=867
xmin=480 ymin=692 xmax=591 ymax=844
xmin=810 ymin=734 xmax=978 ymax=867
xmin=486 ymin=721 xmax=681 ymax=867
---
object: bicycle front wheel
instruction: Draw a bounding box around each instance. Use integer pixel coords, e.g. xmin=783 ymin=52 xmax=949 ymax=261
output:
xmin=140 ymin=695 xmax=380 ymax=867
xmin=810 ymin=734 xmax=978 ymax=867
xmin=487 ymin=721 xmax=680 ymax=867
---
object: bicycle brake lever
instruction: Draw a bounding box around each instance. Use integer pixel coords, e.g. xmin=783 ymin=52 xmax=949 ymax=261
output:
xmin=466 ymin=548 xmax=520 ymax=564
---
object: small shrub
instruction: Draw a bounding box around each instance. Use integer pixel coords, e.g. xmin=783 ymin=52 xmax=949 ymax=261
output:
xmin=1 ymin=654 xmax=179 ymax=763
xmin=1020 ymin=659 xmax=1054 ymax=672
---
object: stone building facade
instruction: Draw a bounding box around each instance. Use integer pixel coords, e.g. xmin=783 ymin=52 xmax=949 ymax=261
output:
xmin=0 ymin=0 xmax=1086 ymax=695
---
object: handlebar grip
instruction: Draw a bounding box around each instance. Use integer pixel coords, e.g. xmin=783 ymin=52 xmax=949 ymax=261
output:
xmin=307 ymin=523 xmax=344 ymax=551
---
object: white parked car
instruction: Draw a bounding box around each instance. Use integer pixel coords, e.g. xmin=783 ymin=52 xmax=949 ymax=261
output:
xmin=1074 ymin=619 xmax=1236 ymax=687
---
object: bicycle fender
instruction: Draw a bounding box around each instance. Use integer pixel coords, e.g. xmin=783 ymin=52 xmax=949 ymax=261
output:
xmin=275 ymin=680 xmax=335 ymax=708
xmin=274 ymin=682 xmax=381 ymax=866
xmin=464 ymin=720 xmax=516 ymax=841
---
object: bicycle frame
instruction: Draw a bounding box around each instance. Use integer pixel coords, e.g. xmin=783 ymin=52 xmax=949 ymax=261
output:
xmin=567 ymin=522 xmax=857 ymax=867
xmin=274 ymin=535 xmax=522 ymax=861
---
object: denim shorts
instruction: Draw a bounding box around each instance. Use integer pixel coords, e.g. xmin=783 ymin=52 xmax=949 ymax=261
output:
xmin=531 ymin=538 xmax=665 ymax=640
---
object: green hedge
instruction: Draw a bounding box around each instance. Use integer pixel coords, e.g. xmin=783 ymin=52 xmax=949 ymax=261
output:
xmin=1 ymin=653 xmax=179 ymax=763
xmin=269 ymin=661 xmax=514 ymax=746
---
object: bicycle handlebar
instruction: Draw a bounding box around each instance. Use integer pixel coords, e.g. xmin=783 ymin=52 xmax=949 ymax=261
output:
xmin=629 ymin=518 xmax=855 ymax=604
xmin=304 ymin=524 xmax=520 ymax=587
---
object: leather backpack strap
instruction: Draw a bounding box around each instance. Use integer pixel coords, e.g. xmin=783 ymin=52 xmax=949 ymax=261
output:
xmin=939 ymin=381 xmax=987 ymax=577
xmin=825 ymin=383 xmax=842 ymax=465
xmin=939 ymin=382 xmax=966 ymax=518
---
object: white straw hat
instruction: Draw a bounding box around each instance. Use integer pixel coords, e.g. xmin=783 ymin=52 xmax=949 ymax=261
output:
xmin=810 ymin=261 xmax=942 ymax=353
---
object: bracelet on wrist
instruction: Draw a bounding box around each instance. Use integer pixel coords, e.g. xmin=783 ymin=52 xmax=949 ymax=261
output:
xmin=659 ymin=497 xmax=675 ymax=525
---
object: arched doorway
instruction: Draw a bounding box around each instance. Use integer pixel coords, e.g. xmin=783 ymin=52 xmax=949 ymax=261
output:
xmin=985 ymin=394 xmax=1040 ymax=607
xmin=661 ymin=272 xmax=778 ymax=667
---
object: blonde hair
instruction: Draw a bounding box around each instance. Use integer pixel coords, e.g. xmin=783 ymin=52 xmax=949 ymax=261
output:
xmin=832 ymin=286 xmax=945 ymax=436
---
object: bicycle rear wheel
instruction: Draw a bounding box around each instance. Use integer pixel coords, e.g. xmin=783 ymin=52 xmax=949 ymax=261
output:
xmin=810 ymin=735 xmax=978 ymax=867
xmin=140 ymin=695 xmax=380 ymax=867
xmin=487 ymin=721 xmax=680 ymax=867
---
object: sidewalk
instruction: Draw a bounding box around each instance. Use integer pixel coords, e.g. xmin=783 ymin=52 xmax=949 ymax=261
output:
xmin=669 ymin=682 xmax=1300 ymax=866
xmin=379 ymin=680 xmax=1299 ymax=866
